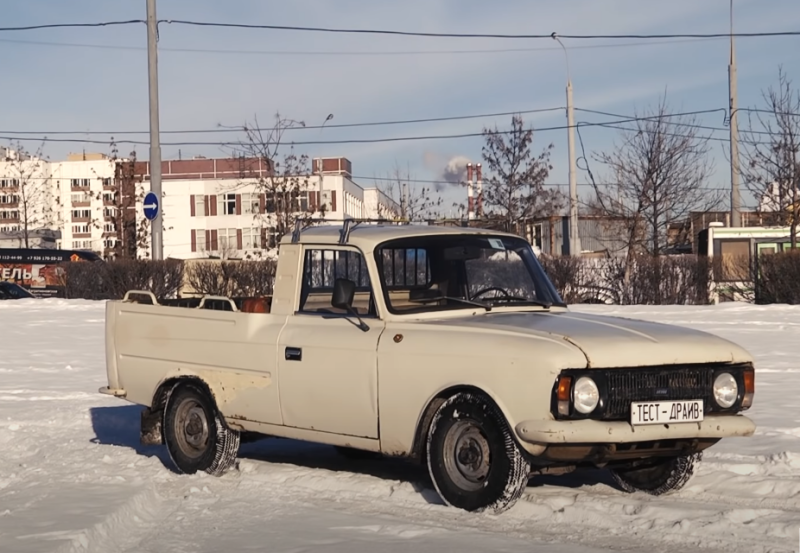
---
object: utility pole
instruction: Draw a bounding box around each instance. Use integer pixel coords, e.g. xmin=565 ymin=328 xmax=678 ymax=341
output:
xmin=146 ymin=0 xmax=163 ymax=259
xmin=729 ymin=0 xmax=742 ymax=227
xmin=552 ymin=33 xmax=581 ymax=256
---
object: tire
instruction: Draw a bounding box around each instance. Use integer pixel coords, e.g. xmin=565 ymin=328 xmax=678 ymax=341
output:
xmin=163 ymin=382 xmax=240 ymax=476
xmin=334 ymin=446 xmax=382 ymax=460
xmin=426 ymin=392 xmax=530 ymax=514
xmin=610 ymin=452 xmax=701 ymax=495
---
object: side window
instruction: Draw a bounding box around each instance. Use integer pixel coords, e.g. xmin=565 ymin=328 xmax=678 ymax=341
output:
xmin=380 ymin=248 xmax=430 ymax=289
xmin=378 ymin=247 xmax=432 ymax=312
xmin=299 ymin=248 xmax=374 ymax=315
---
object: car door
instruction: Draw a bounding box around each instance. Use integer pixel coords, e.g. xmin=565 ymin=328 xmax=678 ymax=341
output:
xmin=277 ymin=245 xmax=384 ymax=439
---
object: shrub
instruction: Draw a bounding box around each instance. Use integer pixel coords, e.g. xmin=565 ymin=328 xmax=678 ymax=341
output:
xmin=756 ymin=250 xmax=800 ymax=304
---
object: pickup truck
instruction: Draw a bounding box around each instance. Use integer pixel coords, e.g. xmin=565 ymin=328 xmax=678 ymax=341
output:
xmin=100 ymin=222 xmax=756 ymax=514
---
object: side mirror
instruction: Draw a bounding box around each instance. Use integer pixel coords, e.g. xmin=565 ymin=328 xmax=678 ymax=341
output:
xmin=331 ymin=278 xmax=356 ymax=311
xmin=331 ymin=278 xmax=369 ymax=332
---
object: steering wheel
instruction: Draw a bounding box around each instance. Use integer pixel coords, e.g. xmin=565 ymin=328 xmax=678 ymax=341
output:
xmin=472 ymin=286 xmax=511 ymax=299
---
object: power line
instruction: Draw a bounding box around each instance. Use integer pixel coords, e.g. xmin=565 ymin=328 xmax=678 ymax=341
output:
xmin=0 ymin=36 xmax=726 ymax=56
xmin=0 ymin=110 xmax=784 ymax=147
xmin=354 ymin=174 xmax=735 ymax=192
xmin=0 ymin=107 xmax=565 ymax=136
xmin=0 ymin=114 xmax=706 ymax=146
xmin=158 ymin=20 xmax=800 ymax=40
xmin=0 ymin=20 xmax=145 ymax=32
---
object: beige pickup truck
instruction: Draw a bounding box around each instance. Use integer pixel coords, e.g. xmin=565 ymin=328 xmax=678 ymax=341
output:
xmin=100 ymin=222 xmax=756 ymax=514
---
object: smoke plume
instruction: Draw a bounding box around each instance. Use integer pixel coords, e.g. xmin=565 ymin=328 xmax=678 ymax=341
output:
xmin=422 ymin=152 xmax=473 ymax=190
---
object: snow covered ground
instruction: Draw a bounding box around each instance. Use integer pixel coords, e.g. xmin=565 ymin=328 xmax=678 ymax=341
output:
xmin=0 ymin=299 xmax=798 ymax=553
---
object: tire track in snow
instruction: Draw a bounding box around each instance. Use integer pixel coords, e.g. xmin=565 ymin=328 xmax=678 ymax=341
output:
xmin=50 ymin=485 xmax=180 ymax=553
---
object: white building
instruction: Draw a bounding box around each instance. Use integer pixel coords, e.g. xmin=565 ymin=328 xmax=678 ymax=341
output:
xmin=134 ymin=156 xmax=398 ymax=260
xmin=0 ymin=150 xmax=118 ymax=253
xmin=2 ymin=149 xmax=397 ymax=259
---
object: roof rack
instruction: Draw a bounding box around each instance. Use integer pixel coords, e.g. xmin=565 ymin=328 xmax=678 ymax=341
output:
xmin=290 ymin=218 xmax=411 ymax=244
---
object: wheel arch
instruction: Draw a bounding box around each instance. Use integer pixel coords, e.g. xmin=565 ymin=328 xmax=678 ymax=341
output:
xmin=143 ymin=373 xmax=233 ymax=445
xmin=408 ymin=384 xmax=514 ymax=464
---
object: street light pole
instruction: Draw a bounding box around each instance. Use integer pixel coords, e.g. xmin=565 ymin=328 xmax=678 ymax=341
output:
xmin=729 ymin=0 xmax=742 ymax=227
xmin=146 ymin=0 xmax=163 ymax=259
xmin=552 ymin=33 xmax=581 ymax=256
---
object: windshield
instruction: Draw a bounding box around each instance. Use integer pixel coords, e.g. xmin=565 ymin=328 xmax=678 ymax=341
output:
xmin=374 ymin=234 xmax=565 ymax=314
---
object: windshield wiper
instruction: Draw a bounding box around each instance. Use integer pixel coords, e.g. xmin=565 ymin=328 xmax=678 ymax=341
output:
xmin=488 ymin=297 xmax=553 ymax=309
xmin=408 ymin=295 xmax=492 ymax=312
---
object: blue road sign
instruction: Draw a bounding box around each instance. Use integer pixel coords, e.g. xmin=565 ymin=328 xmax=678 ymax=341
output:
xmin=143 ymin=192 xmax=159 ymax=221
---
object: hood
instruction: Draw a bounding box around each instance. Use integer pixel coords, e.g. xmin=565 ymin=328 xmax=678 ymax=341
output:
xmin=419 ymin=310 xmax=753 ymax=369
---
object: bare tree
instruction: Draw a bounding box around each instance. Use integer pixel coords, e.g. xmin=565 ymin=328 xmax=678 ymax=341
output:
xmin=741 ymin=67 xmax=800 ymax=249
xmin=374 ymin=162 xmax=443 ymax=220
xmin=480 ymin=114 xmax=562 ymax=235
xmin=589 ymin=94 xmax=719 ymax=259
xmin=227 ymin=112 xmax=317 ymax=252
xmin=1 ymin=141 xmax=55 ymax=248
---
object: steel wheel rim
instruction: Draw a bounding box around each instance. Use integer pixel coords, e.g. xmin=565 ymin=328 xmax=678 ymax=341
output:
xmin=442 ymin=419 xmax=491 ymax=491
xmin=175 ymin=399 xmax=210 ymax=458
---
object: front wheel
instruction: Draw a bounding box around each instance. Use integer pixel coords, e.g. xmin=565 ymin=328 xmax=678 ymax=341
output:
xmin=163 ymin=382 xmax=240 ymax=476
xmin=426 ymin=392 xmax=530 ymax=514
xmin=610 ymin=452 xmax=701 ymax=495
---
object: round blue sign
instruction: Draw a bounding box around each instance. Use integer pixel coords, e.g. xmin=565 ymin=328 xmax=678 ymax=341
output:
xmin=143 ymin=192 xmax=159 ymax=221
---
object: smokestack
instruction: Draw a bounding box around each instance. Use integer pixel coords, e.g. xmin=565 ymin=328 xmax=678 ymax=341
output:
xmin=476 ymin=163 xmax=483 ymax=218
xmin=466 ymin=163 xmax=474 ymax=220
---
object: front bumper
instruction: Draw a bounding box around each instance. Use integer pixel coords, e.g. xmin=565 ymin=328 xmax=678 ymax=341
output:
xmin=515 ymin=414 xmax=755 ymax=445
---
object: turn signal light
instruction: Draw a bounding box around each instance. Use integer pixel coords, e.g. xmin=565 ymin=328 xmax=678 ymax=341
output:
xmin=556 ymin=375 xmax=572 ymax=416
xmin=742 ymin=368 xmax=755 ymax=409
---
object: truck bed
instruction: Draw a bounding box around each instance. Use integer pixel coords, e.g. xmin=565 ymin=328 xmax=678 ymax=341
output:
xmin=104 ymin=292 xmax=284 ymax=426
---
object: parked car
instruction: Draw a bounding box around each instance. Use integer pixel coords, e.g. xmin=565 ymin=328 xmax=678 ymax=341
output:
xmin=100 ymin=222 xmax=756 ymax=514
xmin=0 ymin=281 xmax=35 ymax=300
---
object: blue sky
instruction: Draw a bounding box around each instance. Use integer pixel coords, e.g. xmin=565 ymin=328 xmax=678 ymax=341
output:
xmin=3 ymin=0 xmax=800 ymax=213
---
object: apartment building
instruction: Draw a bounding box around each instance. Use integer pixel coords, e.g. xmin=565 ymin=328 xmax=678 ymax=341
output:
xmin=134 ymin=156 xmax=397 ymax=260
xmin=0 ymin=149 xmax=121 ymax=253
xmin=1 ymin=149 xmax=397 ymax=259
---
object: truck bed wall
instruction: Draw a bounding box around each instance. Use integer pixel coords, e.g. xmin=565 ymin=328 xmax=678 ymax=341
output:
xmin=107 ymin=300 xmax=287 ymax=426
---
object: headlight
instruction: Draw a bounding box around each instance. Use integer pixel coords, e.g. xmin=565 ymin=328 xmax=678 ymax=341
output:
xmin=713 ymin=372 xmax=738 ymax=408
xmin=572 ymin=376 xmax=599 ymax=414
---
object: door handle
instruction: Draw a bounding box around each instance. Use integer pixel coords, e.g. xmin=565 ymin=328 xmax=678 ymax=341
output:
xmin=285 ymin=347 xmax=302 ymax=361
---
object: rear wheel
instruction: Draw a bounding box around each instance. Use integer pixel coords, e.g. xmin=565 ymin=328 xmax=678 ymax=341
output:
xmin=611 ymin=452 xmax=701 ymax=495
xmin=426 ymin=392 xmax=530 ymax=513
xmin=163 ymin=382 xmax=240 ymax=476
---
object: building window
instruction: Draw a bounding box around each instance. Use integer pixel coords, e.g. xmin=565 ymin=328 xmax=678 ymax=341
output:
xmin=0 ymin=194 xmax=19 ymax=204
xmin=196 ymin=230 xmax=206 ymax=252
xmin=0 ymin=179 xmax=19 ymax=188
xmin=243 ymin=193 xmax=260 ymax=214
xmin=104 ymin=222 xmax=116 ymax=233
xmin=218 ymin=228 xmax=238 ymax=251
xmin=103 ymin=192 xmax=116 ymax=203
xmin=71 ymin=178 xmax=90 ymax=188
xmin=103 ymin=207 xmax=117 ymax=218
xmin=194 ymin=195 xmax=206 ymax=216
xmin=218 ymin=194 xmax=237 ymax=215
xmin=72 ymin=209 xmax=91 ymax=219
xmin=0 ymin=210 xmax=19 ymax=220
xmin=264 ymin=191 xmax=309 ymax=214
xmin=104 ymin=238 xmax=116 ymax=249
xmin=242 ymin=228 xmax=261 ymax=249
xmin=73 ymin=224 xmax=91 ymax=234
xmin=102 ymin=178 xmax=112 ymax=187
xmin=717 ymin=239 xmax=751 ymax=282
xmin=72 ymin=240 xmax=91 ymax=249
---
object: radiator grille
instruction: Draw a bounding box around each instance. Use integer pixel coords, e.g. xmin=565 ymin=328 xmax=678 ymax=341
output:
xmin=603 ymin=367 xmax=715 ymax=419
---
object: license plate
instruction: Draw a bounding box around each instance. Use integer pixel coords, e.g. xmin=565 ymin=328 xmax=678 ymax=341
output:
xmin=630 ymin=399 xmax=704 ymax=426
